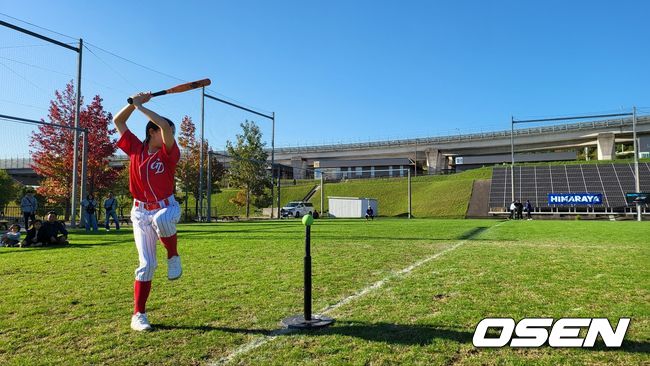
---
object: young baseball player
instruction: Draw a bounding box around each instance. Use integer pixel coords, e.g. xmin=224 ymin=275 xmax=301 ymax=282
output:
xmin=114 ymin=92 xmax=182 ymax=331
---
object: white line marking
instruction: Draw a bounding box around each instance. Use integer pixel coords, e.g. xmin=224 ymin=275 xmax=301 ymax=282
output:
xmin=210 ymin=221 xmax=507 ymax=365
xmin=210 ymin=328 xmax=292 ymax=366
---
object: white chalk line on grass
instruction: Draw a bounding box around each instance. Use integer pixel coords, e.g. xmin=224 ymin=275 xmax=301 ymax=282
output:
xmin=210 ymin=221 xmax=507 ymax=366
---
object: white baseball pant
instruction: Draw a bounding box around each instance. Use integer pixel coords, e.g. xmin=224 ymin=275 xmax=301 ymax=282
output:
xmin=131 ymin=196 xmax=181 ymax=281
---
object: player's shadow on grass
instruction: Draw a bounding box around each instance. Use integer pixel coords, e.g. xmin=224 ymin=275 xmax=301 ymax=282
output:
xmin=456 ymin=227 xmax=488 ymax=240
xmin=153 ymin=321 xmax=473 ymax=345
xmin=154 ymin=321 xmax=475 ymax=346
xmin=309 ymin=321 xmax=475 ymax=346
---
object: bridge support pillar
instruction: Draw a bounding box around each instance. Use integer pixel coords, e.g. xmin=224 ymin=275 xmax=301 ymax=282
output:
xmin=597 ymin=132 xmax=616 ymax=160
xmin=425 ymin=148 xmax=446 ymax=174
xmin=292 ymin=156 xmax=308 ymax=179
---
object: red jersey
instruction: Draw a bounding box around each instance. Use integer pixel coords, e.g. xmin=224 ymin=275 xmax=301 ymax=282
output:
xmin=116 ymin=129 xmax=180 ymax=203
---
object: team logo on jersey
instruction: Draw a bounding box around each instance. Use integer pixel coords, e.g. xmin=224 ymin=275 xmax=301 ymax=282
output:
xmin=150 ymin=158 xmax=165 ymax=174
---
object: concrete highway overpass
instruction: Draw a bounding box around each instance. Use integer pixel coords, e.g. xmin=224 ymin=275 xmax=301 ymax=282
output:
xmin=272 ymin=115 xmax=650 ymax=178
xmin=3 ymin=115 xmax=650 ymax=183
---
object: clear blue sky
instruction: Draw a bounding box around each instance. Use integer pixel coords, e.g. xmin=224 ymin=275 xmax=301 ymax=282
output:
xmin=1 ymin=0 xmax=649 ymax=157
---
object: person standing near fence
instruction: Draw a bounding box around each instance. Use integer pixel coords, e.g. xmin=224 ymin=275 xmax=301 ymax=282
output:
xmin=104 ymin=192 xmax=120 ymax=231
xmin=525 ymin=199 xmax=533 ymax=220
xmin=20 ymin=191 xmax=38 ymax=230
xmin=509 ymin=201 xmax=516 ymax=220
xmin=81 ymin=194 xmax=99 ymax=232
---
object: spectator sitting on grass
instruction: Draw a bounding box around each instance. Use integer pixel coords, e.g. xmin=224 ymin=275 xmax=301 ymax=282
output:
xmin=39 ymin=211 xmax=68 ymax=246
xmin=1 ymin=224 xmax=22 ymax=247
xmin=21 ymin=219 xmax=43 ymax=248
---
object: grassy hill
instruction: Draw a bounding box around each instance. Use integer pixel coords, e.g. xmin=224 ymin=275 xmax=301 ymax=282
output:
xmin=180 ymin=168 xmax=492 ymax=218
xmin=312 ymin=167 xmax=492 ymax=218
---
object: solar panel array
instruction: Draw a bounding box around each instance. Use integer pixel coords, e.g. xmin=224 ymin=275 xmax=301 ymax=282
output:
xmin=489 ymin=163 xmax=650 ymax=211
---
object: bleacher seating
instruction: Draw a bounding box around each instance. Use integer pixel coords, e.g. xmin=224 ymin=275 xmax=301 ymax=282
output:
xmin=489 ymin=162 xmax=650 ymax=213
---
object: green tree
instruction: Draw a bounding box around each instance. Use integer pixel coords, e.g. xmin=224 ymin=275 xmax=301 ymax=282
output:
xmin=226 ymin=120 xmax=271 ymax=218
xmin=0 ymin=170 xmax=20 ymax=212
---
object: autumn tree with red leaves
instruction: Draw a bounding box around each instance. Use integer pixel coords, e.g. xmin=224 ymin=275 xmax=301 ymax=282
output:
xmin=175 ymin=115 xmax=224 ymax=218
xmin=30 ymin=82 xmax=117 ymax=219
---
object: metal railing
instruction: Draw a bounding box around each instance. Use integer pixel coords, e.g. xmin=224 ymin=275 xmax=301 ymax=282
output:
xmin=0 ymin=157 xmax=33 ymax=169
xmin=272 ymin=115 xmax=650 ymax=154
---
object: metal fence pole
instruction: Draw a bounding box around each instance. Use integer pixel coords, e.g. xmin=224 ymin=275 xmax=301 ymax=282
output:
xmin=320 ymin=171 xmax=324 ymax=217
xmin=633 ymin=107 xmax=641 ymax=221
xmin=277 ymin=169 xmax=282 ymax=219
xmin=510 ymin=116 xmax=515 ymax=203
xmin=408 ymin=168 xmax=412 ymax=219
xmin=207 ymin=151 xmax=212 ymax=222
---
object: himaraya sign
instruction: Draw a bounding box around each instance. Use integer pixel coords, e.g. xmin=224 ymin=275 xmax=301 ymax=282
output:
xmin=548 ymin=193 xmax=603 ymax=205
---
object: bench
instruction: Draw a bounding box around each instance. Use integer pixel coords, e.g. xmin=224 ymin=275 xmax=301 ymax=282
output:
xmin=0 ymin=220 xmax=8 ymax=230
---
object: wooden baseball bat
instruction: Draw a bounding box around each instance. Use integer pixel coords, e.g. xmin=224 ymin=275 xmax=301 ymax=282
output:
xmin=127 ymin=78 xmax=211 ymax=104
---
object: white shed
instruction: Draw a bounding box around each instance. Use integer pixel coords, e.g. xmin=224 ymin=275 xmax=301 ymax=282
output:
xmin=328 ymin=197 xmax=378 ymax=218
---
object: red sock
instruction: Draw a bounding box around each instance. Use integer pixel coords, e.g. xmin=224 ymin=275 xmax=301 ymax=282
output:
xmin=160 ymin=234 xmax=178 ymax=259
xmin=134 ymin=280 xmax=152 ymax=314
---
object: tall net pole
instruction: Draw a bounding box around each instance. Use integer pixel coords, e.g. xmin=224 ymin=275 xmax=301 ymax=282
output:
xmin=271 ymin=112 xmax=275 ymax=219
xmin=633 ymin=107 xmax=641 ymax=221
xmin=198 ymin=87 xmax=205 ymax=221
xmin=206 ymin=150 xmax=212 ymax=222
xmin=2 ymin=20 xmax=85 ymax=227
xmin=510 ymin=116 xmax=515 ymax=203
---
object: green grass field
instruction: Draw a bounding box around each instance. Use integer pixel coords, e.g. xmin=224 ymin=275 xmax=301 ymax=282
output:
xmin=1 ymin=219 xmax=648 ymax=365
